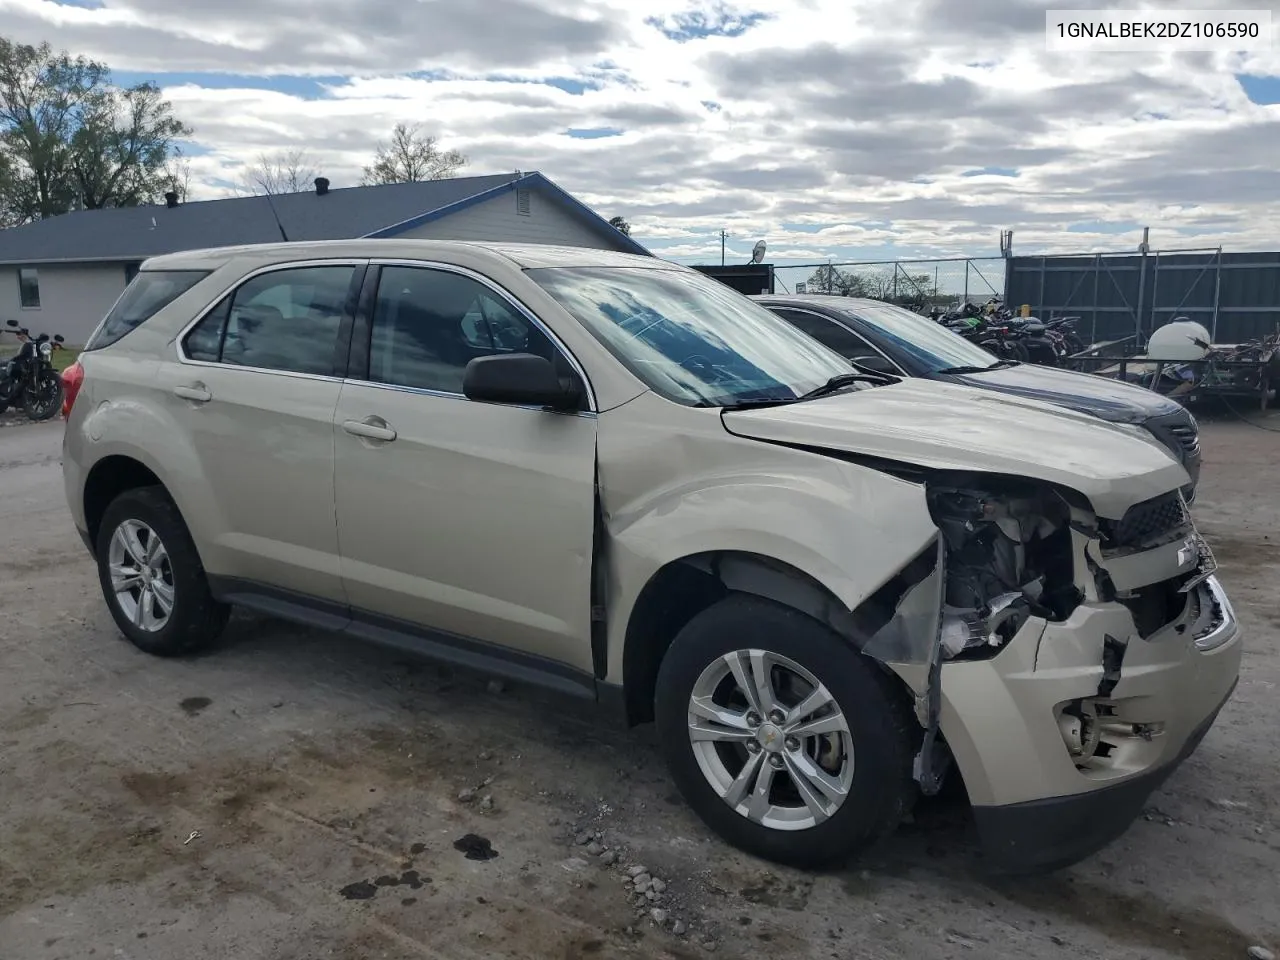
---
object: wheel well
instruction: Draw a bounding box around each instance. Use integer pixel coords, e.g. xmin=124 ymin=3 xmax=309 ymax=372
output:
xmin=621 ymin=550 xmax=913 ymax=727
xmin=84 ymin=456 xmax=163 ymax=548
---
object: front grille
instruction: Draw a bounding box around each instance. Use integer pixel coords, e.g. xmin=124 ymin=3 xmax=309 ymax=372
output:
xmin=1167 ymin=423 xmax=1200 ymax=456
xmin=1100 ymin=491 xmax=1191 ymax=550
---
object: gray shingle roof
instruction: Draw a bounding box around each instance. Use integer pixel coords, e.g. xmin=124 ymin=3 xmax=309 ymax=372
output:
xmin=0 ymin=172 xmax=524 ymax=265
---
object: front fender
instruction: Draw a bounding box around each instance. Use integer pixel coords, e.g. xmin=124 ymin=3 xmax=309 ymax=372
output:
xmin=597 ymin=393 xmax=938 ymax=682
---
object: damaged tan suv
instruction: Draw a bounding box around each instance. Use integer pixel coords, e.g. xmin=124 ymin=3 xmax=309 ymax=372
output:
xmin=62 ymin=240 xmax=1242 ymax=873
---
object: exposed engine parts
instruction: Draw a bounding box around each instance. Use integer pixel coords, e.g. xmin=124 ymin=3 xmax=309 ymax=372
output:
xmin=926 ymin=479 xmax=1084 ymax=660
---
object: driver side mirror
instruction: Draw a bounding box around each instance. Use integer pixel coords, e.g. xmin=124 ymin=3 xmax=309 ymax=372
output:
xmin=850 ymin=354 xmax=896 ymax=375
xmin=463 ymin=353 xmax=584 ymax=411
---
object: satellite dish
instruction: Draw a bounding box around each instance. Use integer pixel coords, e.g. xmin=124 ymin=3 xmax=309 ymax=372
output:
xmin=751 ymin=240 xmax=767 ymax=264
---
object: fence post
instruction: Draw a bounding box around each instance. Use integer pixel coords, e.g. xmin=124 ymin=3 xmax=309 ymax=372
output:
xmin=1149 ymin=251 xmax=1161 ymax=332
xmin=1211 ymin=247 xmax=1223 ymax=341
xmin=964 ymin=261 xmax=969 ymax=303
xmin=1135 ymin=247 xmax=1148 ymax=344
xmin=1092 ymin=254 xmax=1101 ymax=346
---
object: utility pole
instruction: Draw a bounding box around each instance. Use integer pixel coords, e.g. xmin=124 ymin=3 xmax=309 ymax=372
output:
xmin=720 ymin=230 xmax=728 ymax=266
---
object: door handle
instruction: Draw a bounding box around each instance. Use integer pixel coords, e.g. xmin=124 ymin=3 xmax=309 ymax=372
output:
xmin=174 ymin=383 xmax=212 ymax=403
xmin=342 ymin=417 xmax=397 ymax=442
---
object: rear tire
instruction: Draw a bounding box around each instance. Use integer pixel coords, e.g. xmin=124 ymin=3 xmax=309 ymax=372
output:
xmin=95 ymin=487 xmax=229 ymax=657
xmin=654 ymin=594 xmax=917 ymax=868
xmin=0 ymin=373 xmax=18 ymax=415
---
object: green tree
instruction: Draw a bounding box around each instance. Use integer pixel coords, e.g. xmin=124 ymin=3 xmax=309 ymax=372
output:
xmin=0 ymin=37 xmax=191 ymax=223
xmin=361 ymin=122 xmax=467 ymax=185
xmin=608 ymin=215 xmax=631 ymax=236
xmin=70 ymin=82 xmax=191 ymax=209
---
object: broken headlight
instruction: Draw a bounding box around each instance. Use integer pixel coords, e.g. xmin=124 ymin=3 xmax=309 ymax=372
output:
xmin=926 ymin=478 xmax=1082 ymax=660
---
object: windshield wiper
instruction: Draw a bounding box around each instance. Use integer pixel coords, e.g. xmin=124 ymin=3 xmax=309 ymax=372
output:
xmin=715 ymin=372 xmax=896 ymax=411
xmin=797 ymin=371 xmax=893 ymax=400
xmin=936 ymin=359 xmax=1020 ymax=374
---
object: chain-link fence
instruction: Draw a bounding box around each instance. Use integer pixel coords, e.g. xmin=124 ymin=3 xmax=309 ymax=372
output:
xmin=772 ymin=258 xmax=1007 ymax=310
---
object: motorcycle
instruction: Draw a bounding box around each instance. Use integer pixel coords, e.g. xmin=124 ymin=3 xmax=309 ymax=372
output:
xmin=0 ymin=319 xmax=66 ymax=421
xmin=1044 ymin=316 xmax=1085 ymax=357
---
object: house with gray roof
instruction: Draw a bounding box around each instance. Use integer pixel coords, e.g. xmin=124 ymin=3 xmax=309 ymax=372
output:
xmin=0 ymin=171 xmax=648 ymax=345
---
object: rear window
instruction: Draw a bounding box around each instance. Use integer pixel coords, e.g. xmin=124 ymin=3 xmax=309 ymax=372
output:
xmin=84 ymin=270 xmax=210 ymax=351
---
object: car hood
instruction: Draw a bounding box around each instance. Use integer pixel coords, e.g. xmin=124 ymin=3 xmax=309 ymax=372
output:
xmin=949 ymin=363 xmax=1184 ymax=420
xmin=721 ymin=379 xmax=1189 ymax=518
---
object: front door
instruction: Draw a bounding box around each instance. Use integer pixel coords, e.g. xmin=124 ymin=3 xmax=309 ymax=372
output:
xmin=332 ymin=263 xmax=598 ymax=672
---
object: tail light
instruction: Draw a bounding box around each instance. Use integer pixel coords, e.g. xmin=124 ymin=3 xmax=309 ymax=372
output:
xmin=61 ymin=360 xmax=85 ymax=418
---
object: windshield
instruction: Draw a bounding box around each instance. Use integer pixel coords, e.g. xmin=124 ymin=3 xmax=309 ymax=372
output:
xmin=838 ymin=301 xmax=1000 ymax=373
xmin=528 ymin=266 xmax=857 ymax=406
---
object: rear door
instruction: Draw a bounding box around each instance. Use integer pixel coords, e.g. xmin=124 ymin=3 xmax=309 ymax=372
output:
xmin=331 ymin=261 xmax=598 ymax=672
xmin=157 ymin=260 xmax=366 ymax=600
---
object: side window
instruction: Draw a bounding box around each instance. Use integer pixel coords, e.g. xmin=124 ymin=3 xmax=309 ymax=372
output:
xmin=182 ymin=297 xmax=230 ymax=362
xmin=368 ymin=266 xmax=560 ymax=394
xmin=459 ymin=293 xmax=530 ymax=352
xmin=219 ymin=266 xmax=355 ymax=376
xmin=775 ymin=309 xmax=875 ymax=358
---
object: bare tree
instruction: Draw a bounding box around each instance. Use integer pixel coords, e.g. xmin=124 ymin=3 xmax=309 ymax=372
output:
xmin=162 ymin=145 xmax=192 ymax=202
xmin=237 ymin=148 xmax=317 ymax=195
xmin=361 ymin=123 xmax=467 ymax=185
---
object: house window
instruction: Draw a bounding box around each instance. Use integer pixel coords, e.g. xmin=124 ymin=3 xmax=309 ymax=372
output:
xmin=18 ymin=267 xmax=40 ymax=309
xmin=515 ymin=188 xmax=531 ymax=216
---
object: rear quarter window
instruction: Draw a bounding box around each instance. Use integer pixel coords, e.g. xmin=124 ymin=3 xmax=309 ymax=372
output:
xmin=84 ymin=270 xmax=210 ymax=351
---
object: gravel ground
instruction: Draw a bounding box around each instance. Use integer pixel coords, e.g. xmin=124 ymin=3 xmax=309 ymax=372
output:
xmin=1 ymin=412 xmax=1277 ymax=960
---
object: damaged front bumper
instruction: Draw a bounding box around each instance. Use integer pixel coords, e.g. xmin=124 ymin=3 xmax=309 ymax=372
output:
xmin=937 ymin=574 xmax=1242 ymax=873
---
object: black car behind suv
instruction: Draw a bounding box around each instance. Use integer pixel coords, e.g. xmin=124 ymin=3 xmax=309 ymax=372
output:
xmin=755 ymin=295 xmax=1201 ymax=499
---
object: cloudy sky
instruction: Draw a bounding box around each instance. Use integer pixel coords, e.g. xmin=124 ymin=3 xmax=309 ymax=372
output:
xmin=3 ymin=0 xmax=1278 ymax=273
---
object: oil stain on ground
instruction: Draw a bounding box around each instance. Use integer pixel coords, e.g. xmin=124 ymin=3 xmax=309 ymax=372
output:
xmin=339 ymin=871 xmax=430 ymax=900
xmin=453 ymin=834 xmax=498 ymax=861
xmin=179 ymin=697 xmax=212 ymax=716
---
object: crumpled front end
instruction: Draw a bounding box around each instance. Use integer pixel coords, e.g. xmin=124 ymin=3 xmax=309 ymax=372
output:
xmin=904 ymin=477 xmax=1242 ymax=872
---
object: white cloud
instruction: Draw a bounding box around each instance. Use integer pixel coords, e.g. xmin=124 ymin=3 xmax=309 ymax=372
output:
xmin=2 ymin=0 xmax=1278 ymax=263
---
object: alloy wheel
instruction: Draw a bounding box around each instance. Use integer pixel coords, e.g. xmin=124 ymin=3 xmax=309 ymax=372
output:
xmin=687 ymin=649 xmax=854 ymax=831
xmin=108 ymin=519 xmax=175 ymax=632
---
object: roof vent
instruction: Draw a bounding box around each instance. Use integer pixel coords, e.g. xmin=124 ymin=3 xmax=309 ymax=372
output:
xmin=164 ymin=191 xmax=179 ymax=208
xmin=315 ymin=177 xmax=330 ymax=196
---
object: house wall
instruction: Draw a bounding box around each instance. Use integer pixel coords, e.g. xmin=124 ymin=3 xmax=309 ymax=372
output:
xmin=396 ymin=188 xmax=630 ymax=250
xmin=0 ymin=262 xmax=129 ymax=347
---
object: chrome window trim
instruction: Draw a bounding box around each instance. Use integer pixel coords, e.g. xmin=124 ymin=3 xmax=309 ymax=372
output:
xmin=174 ymin=258 xmax=370 ymax=379
xmin=770 ymin=304 xmax=908 ymax=377
xmin=345 ymin=377 xmax=598 ymax=420
xmin=173 ymin=256 xmax=600 ymax=415
xmin=364 ymin=258 xmax=599 ymax=413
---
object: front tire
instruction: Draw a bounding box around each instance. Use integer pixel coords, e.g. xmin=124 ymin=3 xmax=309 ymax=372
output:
xmin=95 ymin=487 xmax=229 ymax=657
xmin=23 ymin=370 xmax=62 ymax=421
xmin=655 ymin=594 xmax=917 ymax=868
